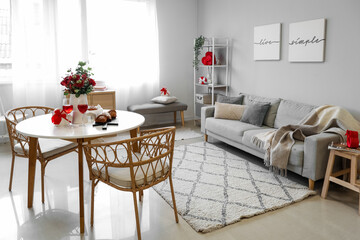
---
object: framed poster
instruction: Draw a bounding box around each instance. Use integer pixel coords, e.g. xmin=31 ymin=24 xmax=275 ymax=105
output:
xmin=288 ymin=18 xmax=326 ymax=62
xmin=254 ymin=23 xmax=281 ymax=60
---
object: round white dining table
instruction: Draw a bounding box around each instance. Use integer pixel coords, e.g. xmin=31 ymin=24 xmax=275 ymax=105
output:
xmin=16 ymin=110 xmax=145 ymax=234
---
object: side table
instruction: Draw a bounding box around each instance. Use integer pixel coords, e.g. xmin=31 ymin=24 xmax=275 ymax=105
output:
xmin=321 ymin=143 xmax=360 ymax=214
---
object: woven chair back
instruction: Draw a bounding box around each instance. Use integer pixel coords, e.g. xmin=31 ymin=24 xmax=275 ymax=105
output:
xmin=84 ymin=126 xmax=176 ymax=191
xmin=5 ymin=106 xmax=54 ymax=157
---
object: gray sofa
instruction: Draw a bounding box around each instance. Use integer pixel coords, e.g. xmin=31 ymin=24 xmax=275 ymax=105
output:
xmin=201 ymin=93 xmax=343 ymax=189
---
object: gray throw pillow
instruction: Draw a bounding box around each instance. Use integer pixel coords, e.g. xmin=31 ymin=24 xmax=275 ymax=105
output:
xmin=240 ymin=103 xmax=270 ymax=126
xmin=246 ymin=97 xmax=280 ymax=128
xmin=217 ymin=95 xmax=244 ymax=105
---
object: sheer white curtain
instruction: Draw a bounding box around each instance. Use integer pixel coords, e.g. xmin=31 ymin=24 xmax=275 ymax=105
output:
xmin=86 ymin=0 xmax=159 ymax=110
xmin=11 ymin=0 xmax=158 ymax=109
xmin=11 ymin=0 xmax=84 ymax=108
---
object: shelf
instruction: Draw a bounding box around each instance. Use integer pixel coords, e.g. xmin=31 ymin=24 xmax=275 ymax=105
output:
xmin=198 ymin=65 xmax=227 ymax=68
xmin=202 ymin=44 xmax=228 ymax=48
xmin=194 ymin=37 xmax=230 ymax=124
xmin=195 ymin=102 xmax=211 ymax=106
xmin=195 ymin=84 xmax=228 ymax=88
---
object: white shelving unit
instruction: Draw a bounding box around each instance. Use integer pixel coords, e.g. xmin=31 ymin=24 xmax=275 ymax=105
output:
xmin=193 ymin=37 xmax=230 ymax=120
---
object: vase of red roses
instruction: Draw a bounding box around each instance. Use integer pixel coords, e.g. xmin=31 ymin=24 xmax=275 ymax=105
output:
xmin=60 ymin=61 xmax=96 ymax=124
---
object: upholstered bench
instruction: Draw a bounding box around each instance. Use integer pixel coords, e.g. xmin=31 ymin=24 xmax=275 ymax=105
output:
xmin=127 ymin=102 xmax=188 ymax=126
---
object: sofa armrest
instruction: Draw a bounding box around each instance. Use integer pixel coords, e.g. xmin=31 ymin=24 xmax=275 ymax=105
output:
xmin=303 ymin=132 xmax=343 ymax=181
xmin=201 ymin=106 xmax=215 ymax=133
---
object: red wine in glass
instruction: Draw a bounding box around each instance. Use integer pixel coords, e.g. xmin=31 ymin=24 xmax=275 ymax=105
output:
xmin=63 ymin=105 xmax=73 ymax=114
xmin=78 ymin=104 xmax=88 ymax=114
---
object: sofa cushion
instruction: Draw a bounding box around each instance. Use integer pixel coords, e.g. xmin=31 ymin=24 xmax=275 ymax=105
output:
xmin=242 ymin=129 xmax=304 ymax=169
xmin=217 ymin=95 xmax=244 ymax=104
xmin=242 ymin=128 xmax=276 ymax=152
xmin=274 ymin=99 xmax=316 ymax=129
xmin=127 ymin=102 xmax=188 ymax=114
xmin=214 ymin=102 xmax=246 ymax=120
xmin=240 ymin=102 xmax=270 ymax=126
xmin=242 ymin=94 xmax=281 ymax=128
xmin=288 ymin=141 xmax=305 ymax=173
xmin=14 ymin=138 xmax=76 ymax=159
xmin=206 ymin=117 xmax=263 ymax=143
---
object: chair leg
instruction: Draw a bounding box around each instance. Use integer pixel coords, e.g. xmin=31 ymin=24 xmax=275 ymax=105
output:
xmin=41 ymin=162 xmax=45 ymax=203
xmin=9 ymin=154 xmax=16 ymax=191
xmin=132 ymin=191 xmax=142 ymax=240
xmin=91 ymin=180 xmax=95 ymax=226
xmin=138 ymin=190 xmax=143 ymax=202
xmin=204 ymin=134 xmax=208 ymax=142
xmin=169 ymin=176 xmax=179 ymax=223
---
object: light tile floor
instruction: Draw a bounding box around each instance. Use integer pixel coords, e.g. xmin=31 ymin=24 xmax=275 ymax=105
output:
xmin=0 ymin=121 xmax=359 ymax=240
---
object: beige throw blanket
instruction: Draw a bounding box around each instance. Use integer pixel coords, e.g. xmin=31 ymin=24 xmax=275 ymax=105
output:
xmin=253 ymin=105 xmax=360 ymax=171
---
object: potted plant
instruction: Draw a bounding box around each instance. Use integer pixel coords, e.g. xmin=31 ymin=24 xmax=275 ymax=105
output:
xmin=193 ymin=35 xmax=206 ymax=71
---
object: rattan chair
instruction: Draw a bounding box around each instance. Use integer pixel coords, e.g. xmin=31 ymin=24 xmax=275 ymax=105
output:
xmin=5 ymin=106 xmax=77 ymax=203
xmin=83 ymin=126 xmax=178 ymax=240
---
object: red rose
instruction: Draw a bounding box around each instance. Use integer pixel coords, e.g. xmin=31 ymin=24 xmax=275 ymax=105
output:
xmin=89 ymin=79 xmax=96 ymax=86
xmin=74 ymin=79 xmax=84 ymax=88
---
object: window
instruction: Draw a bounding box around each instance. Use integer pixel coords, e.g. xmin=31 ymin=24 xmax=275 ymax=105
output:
xmin=0 ymin=0 xmax=11 ymax=83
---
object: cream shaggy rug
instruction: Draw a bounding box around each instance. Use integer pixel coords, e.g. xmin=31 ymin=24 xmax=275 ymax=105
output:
xmin=153 ymin=142 xmax=315 ymax=233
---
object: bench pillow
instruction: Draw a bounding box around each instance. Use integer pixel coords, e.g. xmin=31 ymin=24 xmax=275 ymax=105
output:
xmin=214 ymin=102 xmax=247 ymax=120
xmin=151 ymin=96 xmax=177 ymax=104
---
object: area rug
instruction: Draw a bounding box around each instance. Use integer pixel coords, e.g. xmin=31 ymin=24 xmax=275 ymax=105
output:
xmin=153 ymin=142 xmax=315 ymax=233
xmin=173 ymin=127 xmax=202 ymax=140
xmin=98 ymin=127 xmax=202 ymax=142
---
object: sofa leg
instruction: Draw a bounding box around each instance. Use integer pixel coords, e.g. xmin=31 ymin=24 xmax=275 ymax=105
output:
xmin=308 ymin=179 xmax=315 ymax=190
xmin=204 ymin=134 xmax=208 ymax=142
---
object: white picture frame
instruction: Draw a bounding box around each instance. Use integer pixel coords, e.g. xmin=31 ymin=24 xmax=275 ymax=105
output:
xmin=254 ymin=23 xmax=281 ymax=61
xmin=288 ymin=18 xmax=326 ymax=62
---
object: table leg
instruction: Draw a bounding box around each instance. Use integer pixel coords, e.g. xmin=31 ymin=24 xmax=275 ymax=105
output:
xmin=350 ymin=156 xmax=358 ymax=185
xmin=28 ymin=137 xmax=38 ymax=208
xmin=130 ymin=128 xmax=139 ymax=152
xmin=77 ymin=139 xmax=85 ymax=234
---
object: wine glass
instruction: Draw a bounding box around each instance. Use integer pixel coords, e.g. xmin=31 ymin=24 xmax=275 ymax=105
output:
xmin=62 ymin=97 xmax=73 ymax=114
xmin=77 ymin=96 xmax=88 ymax=125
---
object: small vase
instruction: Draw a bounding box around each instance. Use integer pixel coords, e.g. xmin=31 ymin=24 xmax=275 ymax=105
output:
xmin=69 ymin=94 xmax=88 ymax=124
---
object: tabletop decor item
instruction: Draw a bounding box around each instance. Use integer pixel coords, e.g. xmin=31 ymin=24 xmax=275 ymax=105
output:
xmin=60 ymin=61 xmax=96 ymax=124
xmin=51 ymin=108 xmax=71 ymax=126
xmin=345 ymin=130 xmax=359 ymax=148
xmin=61 ymin=61 xmax=96 ymax=97
xmin=160 ymin=87 xmax=170 ymax=96
xmin=202 ymin=51 xmax=217 ymax=65
xmin=198 ymin=76 xmax=208 ymax=85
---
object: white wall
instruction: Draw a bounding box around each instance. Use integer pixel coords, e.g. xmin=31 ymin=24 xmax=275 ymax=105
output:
xmin=157 ymin=0 xmax=197 ymax=122
xmin=197 ymin=0 xmax=360 ymax=120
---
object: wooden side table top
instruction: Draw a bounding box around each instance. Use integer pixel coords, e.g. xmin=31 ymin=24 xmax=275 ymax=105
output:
xmin=329 ymin=143 xmax=360 ymax=157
